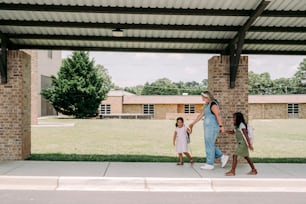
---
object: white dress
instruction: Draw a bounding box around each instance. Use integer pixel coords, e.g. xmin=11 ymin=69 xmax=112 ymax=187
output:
xmin=175 ymin=126 xmax=189 ymax=153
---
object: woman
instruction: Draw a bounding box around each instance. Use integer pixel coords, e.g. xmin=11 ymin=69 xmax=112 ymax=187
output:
xmin=189 ymin=91 xmax=229 ymax=170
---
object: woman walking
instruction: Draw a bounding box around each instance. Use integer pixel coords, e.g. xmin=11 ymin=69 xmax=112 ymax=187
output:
xmin=189 ymin=91 xmax=229 ymax=170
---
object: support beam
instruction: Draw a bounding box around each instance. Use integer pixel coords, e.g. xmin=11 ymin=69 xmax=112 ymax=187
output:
xmin=227 ymin=0 xmax=270 ymax=88
xmin=0 ymin=33 xmax=8 ymax=84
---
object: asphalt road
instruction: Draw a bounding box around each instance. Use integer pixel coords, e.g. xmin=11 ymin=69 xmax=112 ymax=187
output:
xmin=1 ymin=191 xmax=306 ymax=204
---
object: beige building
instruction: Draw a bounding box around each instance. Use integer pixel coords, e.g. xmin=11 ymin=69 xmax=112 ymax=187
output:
xmin=25 ymin=50 xmax=62 ymax=124
xmin=249 ymin=94 xmax=306 ymax=119
xmin=101 ymin=91 xmax=306 ymax=120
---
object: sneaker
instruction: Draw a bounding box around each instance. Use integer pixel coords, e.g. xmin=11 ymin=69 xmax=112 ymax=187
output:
xmin=200 ymin=164 xmax=214 ymax=170
xmin=221 ymin=155 xmax=229 ymax=168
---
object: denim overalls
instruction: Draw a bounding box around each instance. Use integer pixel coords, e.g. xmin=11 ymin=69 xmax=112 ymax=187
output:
xmin=203 ymin=101 xmax=223 ymax=165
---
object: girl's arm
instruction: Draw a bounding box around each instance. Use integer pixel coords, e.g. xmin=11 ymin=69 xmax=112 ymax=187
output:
xmin=242 ymin=128 xmax=254 ymax=151
xmin=173 ymin=131 xmax=177 ymax=146
xmin=211 ymin=105 xmax=225 ymax=133
xmin=189 ymin=110 xmax=204 ymax=129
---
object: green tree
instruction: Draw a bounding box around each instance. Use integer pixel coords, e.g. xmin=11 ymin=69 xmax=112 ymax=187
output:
xmin=124 ymin=85 xmax=143 ymax=95
xmin=292 ymin=58 xmax=306 ymax=94
xmin=141 ymin=78 xmax=179 ymax=95
xmin=249 ymin=71 xmax=273 ymax=95
xmin=41 ymin=51 xmax=112 ymax=118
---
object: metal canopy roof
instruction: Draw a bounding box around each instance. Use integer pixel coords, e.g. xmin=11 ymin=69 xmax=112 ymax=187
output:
xmin=0 ymin=0 xmax=306 ymax=86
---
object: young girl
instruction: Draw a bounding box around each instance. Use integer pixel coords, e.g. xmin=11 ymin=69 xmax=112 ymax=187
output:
xmin=173 ymin=117 xmax=194 ymax=165
xmin=225 ymin=112 xmax=257 ymax=176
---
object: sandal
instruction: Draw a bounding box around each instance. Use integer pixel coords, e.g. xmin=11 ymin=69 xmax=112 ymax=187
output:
xmin=176 ymin=162 xmax=184 ymax=165
xmin=247 ymin=169 xmax=258 ymax=175
xmin=225 ymin=171 xmax=235 ymax=176
xmin=190 ymin=159 xmax=195 ymax=164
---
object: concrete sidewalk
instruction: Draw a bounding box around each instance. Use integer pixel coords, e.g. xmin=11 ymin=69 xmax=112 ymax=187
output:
xmin=0 ymin=161 xmax=306 ymax=192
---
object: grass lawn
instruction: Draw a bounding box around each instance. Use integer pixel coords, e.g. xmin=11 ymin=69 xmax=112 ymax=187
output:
xmin=31 ymin=117 xmax=306 ymax=162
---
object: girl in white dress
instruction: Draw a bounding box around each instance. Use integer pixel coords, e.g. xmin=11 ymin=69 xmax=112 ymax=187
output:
xmin=173 ymin=117 xmax=194 ymax=165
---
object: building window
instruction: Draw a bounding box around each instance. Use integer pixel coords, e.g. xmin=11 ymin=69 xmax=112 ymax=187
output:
xmin=48 ymin=50 xmax=53 ymax=59
xmin=143 ymin=104 xmax=154 ymax=115
xmin=100 ymin=104 xmax=111 ymax=114
xmin=288 ymin=103 xmax=299 ymax=118
xmin=184 ymin=104 xmax=195 ymax=114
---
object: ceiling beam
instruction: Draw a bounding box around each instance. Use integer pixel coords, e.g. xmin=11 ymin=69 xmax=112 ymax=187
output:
xmin=0 ymin=20 xmax=305 ymax=33
xmin=5 ymin=43 xmax=306 ymax=55
xmin=7 ymin=33 xmax=306 ymax=46
xmin=227 ymin=0 xmax=270 ymax=88
xmin=0 ymin=2 xmax=305 ymax=17
xmin=0 ymin=32 xmax=8 ymax=84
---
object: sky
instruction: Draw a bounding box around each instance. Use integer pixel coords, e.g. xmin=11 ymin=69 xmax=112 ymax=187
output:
xmin=62 ymin=51 xmax=305 ymax=87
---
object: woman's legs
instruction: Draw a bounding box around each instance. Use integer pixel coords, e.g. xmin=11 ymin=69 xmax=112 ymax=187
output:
xmin=204 ymin=126 xmax=222 ymax=166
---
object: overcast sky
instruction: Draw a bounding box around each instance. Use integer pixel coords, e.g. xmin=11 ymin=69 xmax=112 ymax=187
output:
xmin=62 ymin=51 xmax=305 ymax=87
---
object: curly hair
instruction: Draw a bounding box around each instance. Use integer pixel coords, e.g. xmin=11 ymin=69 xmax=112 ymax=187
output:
xmin=233 ymin=112 xmax=247 ymax=129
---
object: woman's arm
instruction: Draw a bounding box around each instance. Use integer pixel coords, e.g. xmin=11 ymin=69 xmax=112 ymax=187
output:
xmin=211 ymin=105 xmax=225 ymax=133
xmin=189 ymin=110 xmax=204 ymax=129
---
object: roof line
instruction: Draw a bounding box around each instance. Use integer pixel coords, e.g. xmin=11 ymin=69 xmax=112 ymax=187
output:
xmin=0 ymin=3 xmax=305 ymax=17
xmin=1 ymin=20 xmax=305 ymax=33
xmin=5 ymin=44 xmax=306 ymax=55
xmin=7 ymin=34 xmax=306 ymax=46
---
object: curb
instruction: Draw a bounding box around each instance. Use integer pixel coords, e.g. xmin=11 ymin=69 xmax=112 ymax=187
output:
xmin=1 ymin=176 xmax=306 ymax=192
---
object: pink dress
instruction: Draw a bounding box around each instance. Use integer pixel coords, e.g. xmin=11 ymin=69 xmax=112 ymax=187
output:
xmin=175 ymin=126 xmax=189 ymax=153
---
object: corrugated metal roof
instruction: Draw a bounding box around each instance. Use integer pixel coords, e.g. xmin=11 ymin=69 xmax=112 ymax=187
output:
xmin=0 ymin=0 xmax=305 ymax=54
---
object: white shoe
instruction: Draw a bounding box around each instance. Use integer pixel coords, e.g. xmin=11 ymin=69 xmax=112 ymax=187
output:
xmin=221 ymin=155 xmax=229 ymax=168
xmin=200 ymin=164 xmax=214 ymax=170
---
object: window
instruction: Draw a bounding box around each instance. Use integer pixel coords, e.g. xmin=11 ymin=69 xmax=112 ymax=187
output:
xmin=288 ymin=103 xmax=299 ymax=118
xmin=100 ymin=104 xmax=111 ymax=114
xmin=143 ymin=104 xmax=154 ymax=115
xmin=47 ymin=50 xmax=53 ymax=59
xmin=184 ymin=104 xmax=195 ymax=114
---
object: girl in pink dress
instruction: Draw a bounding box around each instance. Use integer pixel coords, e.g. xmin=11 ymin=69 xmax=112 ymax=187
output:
xmin=173 ymin=117 xmax=194 ymax=165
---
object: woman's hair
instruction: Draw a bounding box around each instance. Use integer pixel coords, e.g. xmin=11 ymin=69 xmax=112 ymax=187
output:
xmin=233 ymin=112 xmax=247 ymax=129
xmin=201 ymin=91 xmax=215 ymax=100
xmin=175 ymin=117 xmax=184 ymax=127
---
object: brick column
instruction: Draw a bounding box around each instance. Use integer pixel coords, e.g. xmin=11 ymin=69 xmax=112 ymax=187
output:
xmin=208 ymin=55 xmax=248 ymax=155
xmin=0 ymin=51 xmax=31 ymax=160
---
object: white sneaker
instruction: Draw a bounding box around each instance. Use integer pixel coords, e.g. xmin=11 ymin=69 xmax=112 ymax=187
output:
xmin=200 ymin=164 xmax=214 ymax=170
xmin=221 ymin=155 xmax=229 ymax=168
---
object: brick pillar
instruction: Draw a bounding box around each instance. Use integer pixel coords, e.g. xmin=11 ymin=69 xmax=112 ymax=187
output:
xmin=0 ymin=51 xmax=31 ymax=160
xmin=208 ymin=55 xmax=248 ymax=155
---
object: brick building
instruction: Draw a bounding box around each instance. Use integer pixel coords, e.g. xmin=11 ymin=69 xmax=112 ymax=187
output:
xmin=101 ymin=90 xmax=306 ymax=120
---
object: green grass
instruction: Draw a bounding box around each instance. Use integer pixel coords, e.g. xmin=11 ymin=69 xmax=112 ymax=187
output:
xmin=30 ymin=118 xmax=306 ymax=162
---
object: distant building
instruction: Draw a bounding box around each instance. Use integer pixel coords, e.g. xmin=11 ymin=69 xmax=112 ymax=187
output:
xmin=101 ymin=91 xmax=306 ymax=120
xmin=25 ymin=50 xmax=62 ymax=124
xmin=249 ymin=94 xmax=306 ymax=119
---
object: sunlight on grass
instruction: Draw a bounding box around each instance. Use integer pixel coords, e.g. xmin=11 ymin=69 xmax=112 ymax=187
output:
xmin=31 ymin=118 xmax=306 ymax=159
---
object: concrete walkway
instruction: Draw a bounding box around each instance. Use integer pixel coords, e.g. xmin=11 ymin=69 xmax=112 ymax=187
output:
xmin=0 ymin=161 xmax=305 ymax=192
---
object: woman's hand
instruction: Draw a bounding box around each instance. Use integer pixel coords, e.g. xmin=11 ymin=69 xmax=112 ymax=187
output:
xmin=220 ymin=126 xmax=225 ymax=133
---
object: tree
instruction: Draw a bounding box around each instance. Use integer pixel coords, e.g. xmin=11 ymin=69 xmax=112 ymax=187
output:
xmin=292 ymin=58 xmax=306 ymax=94
xmin=41 ymin=51 xmax=112 ymax=118
xmin=141 ymin=78 xmax=179 ymax=95
xmin=248 ymin=71 xmax=273 ymax=95
xmin=124 ymin=85 xmax=143 ymax=95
